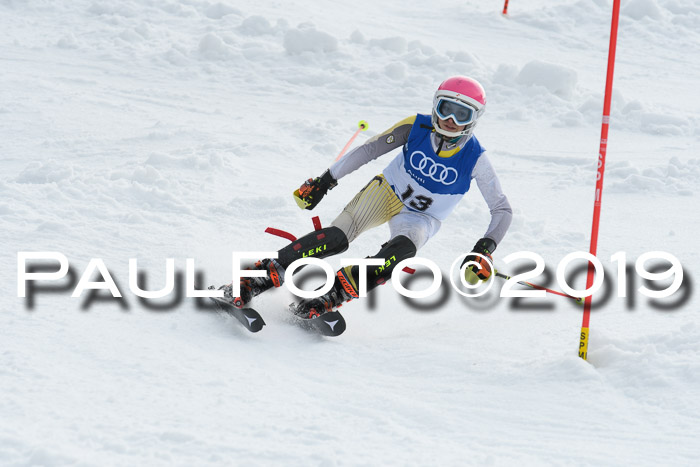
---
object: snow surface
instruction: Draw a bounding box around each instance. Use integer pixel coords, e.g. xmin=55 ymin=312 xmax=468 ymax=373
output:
xmin=2 ymin=0 xmax=699 ymax=465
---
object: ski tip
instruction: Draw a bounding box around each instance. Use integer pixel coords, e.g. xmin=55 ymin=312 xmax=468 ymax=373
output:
xmin=318 ymin=311 xmax=346 ymax=336
xmin=240 ymin=308 xmax=266 ymax=332
xmin=209 ymin=297 xmax=265 ymax=333
xmin=289 ymin=303 xmax=346 ymax=337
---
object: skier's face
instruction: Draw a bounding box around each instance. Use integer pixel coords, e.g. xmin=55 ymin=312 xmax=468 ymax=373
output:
xmin=437 ymin=117 xmax=466 ymax=133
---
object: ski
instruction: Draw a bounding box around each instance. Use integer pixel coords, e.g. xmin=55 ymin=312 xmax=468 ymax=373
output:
xmin=289 ymin=305 xmax=347 ymax=337
xmin=208 ymin=294 xmax=266 ymax=333
xmin=206 ymin=286 xmax=345 ymax=336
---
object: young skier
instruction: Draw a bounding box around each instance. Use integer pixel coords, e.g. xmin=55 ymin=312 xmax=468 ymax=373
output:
xmin=223 ymin=76 xmax=512 ymax=317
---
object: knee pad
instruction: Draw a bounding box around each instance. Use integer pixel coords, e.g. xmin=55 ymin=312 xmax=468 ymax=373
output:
xmin=341 ymin=235 xmax=417 ymax=295
xmin=277 ymin=226 xmax=349 ymax=269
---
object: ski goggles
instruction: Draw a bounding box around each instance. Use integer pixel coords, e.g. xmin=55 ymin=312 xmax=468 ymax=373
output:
xmin=435 ymin=98 xmax=478 ymax=125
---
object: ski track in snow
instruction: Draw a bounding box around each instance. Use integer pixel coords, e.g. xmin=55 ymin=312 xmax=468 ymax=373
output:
xmin=1 ymin=0 xmax=699 ymax=465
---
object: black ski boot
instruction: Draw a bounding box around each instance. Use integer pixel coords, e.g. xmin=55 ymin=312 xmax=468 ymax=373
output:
xmin=219 ymin=259 xmax=283 ymax=308
xmin=293 ymin=275 xmax=355 ymax=319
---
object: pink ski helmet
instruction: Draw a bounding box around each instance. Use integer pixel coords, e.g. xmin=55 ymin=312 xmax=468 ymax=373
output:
xmin=432 ymin=76 xmax=486 ymax=140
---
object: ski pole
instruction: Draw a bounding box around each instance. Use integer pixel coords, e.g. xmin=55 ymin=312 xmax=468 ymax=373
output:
xmin=335 ymin=120 xmax=369 ymax=161
xmin=502 ymin=0 xmax=509 ymax=15
xmin=494 ymin=270 xmax=584 ymax=304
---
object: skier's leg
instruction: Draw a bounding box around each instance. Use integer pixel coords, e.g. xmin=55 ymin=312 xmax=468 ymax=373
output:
xmin=336 ymin=235 xmax=417 ymax=298
xmin=276 ymin=226 xmax=349 ymax=269
xmin=386 ymin=209 xmax=442 ymax=252
xmin=338 ymin=209 xmax=441 ymax=296
xmin=330 ymin=175 xmax=405 ymax=243
xmin=295 ymin=210 xmax=441 ymax=316
xmin=293 ymin=235 xmax=417 ymax=317
xmin=225 ymin=226 xmax=349 ymax=307
xmin=272 ymin=173 xmax=403 ymax=283
xmin=231 ymin=175 xmax=403 ymax=307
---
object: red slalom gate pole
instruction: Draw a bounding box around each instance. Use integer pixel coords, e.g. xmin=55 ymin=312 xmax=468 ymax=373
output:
xmin=502 ymin=0 xmax=509 ymax=15
xmin=579 ymin=0 xmax=622 ymax=361
xmin=335 ymin=120 xmax=369 ymax=162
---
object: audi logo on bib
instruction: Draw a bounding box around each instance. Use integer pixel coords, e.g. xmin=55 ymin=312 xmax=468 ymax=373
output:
xmin=409 ymin=151 xmax=459 ymax=185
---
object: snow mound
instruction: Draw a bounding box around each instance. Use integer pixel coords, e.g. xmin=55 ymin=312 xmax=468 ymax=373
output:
xmin=516 ymin=60 xmax=578 ymax=99
xmin=283 ymin=24 xmax=337 ymax=55
xmin=203 ymin=2 xmax=241 ymax=20
xmin=16 ymin=161 xmax=75 ymax=184
xmin=607 ymin=157 xmax=700 ymax=195
xmin=237 ymin=15 xmax=274 ymax=36
xmin=56 ymin=33 xmax=79 ymax=49
xmin=197 ymin=33 xmax=236 ymax=61
xmin=639 ymin=112 xmax=692 ymax=136
xmin=349 ymin=29 xmax=366 ymax=44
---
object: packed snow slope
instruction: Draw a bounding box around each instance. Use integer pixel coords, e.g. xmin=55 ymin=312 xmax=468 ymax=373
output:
xmin=2 ymin=0 xmax=700 ymax=465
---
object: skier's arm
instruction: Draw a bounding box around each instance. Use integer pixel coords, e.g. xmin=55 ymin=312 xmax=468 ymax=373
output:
xmin=472 ymin=154 xmax=512 ymax=246
xmin=329 ymin=116 xmax=415 ymax=180
xmin=295 ymin=116 xmax=414 ymax=210
xmin=459 ymin=155 xmax=512 ymax=283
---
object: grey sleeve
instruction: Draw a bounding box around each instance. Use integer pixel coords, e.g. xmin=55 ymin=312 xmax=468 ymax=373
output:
xmin=472 ymin=154 xmax=513 ymax=246
xmin=329 ymin=118 xmax=414 ymax=180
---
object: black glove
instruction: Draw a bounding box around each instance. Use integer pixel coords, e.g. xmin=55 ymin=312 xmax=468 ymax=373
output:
xmin=461 ymin=237 xmax=497 ymax=284
xmin=295 ymin=169 xmax=338 ymax=210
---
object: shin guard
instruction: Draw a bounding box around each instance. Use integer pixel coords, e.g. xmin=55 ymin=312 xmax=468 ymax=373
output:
xmin=277 ymin=226 xmax=349 ymax=269
xmin=338 ymin=235 xmax=417 ymax=297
